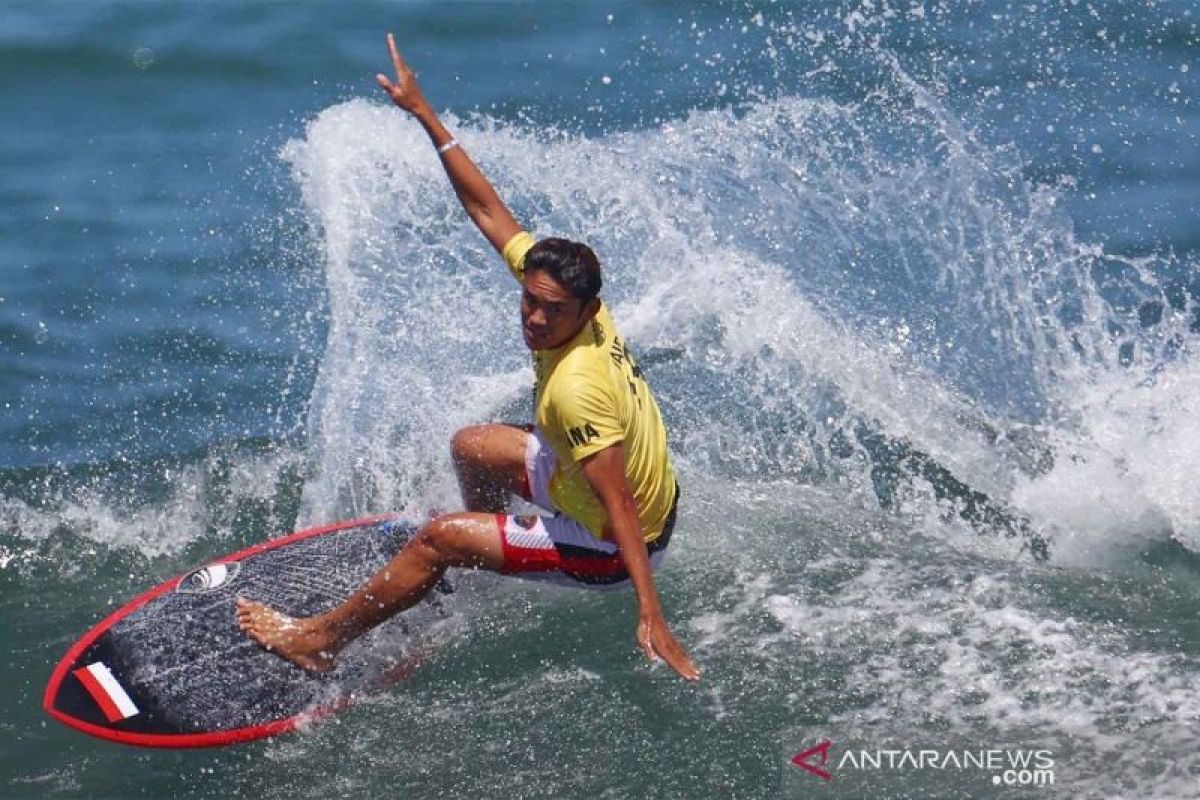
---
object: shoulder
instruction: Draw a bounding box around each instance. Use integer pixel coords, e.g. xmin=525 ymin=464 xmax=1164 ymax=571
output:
xmin=590 ymin=304 xmax=614 ymax=346
xmin=561 ymin=308 xmax=616 ymax=375
xmin=501 ymin=231 xmax=537 ymax=283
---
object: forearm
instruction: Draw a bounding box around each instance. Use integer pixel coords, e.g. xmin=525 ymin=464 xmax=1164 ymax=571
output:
xmin=606 ymin=495 xmax=663 ymax=618
xmin=408 ymin=102 xmax=519 ymax=251
xmin=378 ymin=35 xmax=520 ymax=252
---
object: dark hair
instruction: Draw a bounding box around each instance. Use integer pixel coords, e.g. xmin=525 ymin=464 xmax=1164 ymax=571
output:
xmin=524 ymin=238 xmax=603 ymax=305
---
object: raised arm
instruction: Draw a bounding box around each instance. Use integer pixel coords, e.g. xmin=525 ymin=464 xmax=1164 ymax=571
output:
xmin=375 ymin=32 xmax=522 ymax=254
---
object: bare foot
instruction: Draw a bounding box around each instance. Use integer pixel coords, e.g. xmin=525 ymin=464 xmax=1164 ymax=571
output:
xmin=235 ymin=597 xmax=339 ymax=673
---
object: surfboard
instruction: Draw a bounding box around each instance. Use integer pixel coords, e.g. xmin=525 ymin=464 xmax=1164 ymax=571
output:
xmin=44 ymin=515 xmax=450 ymax=748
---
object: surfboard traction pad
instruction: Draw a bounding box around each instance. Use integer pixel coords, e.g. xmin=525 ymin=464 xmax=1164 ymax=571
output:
xmin=46 ymin=518 xmax=453 ymax=746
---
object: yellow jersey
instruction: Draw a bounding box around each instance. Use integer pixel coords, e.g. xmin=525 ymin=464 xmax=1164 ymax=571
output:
xmin=502 ymin=231 xmax=677 ymax=542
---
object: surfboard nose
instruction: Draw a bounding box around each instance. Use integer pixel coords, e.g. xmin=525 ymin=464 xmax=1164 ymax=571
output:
xmin=44 ymin=514 xmax=440 ymax=748
xmin=43 ymin=629 xmax=164 ymax=745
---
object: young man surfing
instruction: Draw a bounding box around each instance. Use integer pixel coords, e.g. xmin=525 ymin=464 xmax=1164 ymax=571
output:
xmin=236 ymin=34 xmax=699 ymax=682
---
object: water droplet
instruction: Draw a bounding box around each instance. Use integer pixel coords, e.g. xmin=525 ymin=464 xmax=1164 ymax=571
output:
xmin=132 ymin=47 xmax=155 ymax=70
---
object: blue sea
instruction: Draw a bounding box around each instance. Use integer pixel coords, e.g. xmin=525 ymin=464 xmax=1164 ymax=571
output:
xmin=3 ymin=2 xmax=1198 ymax=797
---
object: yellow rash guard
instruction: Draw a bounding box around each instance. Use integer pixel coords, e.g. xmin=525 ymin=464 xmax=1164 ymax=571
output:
xmin=502 ymin=231 xmax=677 ymax=541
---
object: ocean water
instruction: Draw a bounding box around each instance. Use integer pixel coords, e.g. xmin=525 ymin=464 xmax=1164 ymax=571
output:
xmin=3 ymin=1 xmax=1198 ymax=798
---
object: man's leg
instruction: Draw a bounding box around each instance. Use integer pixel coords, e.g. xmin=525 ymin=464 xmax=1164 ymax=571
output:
xmin=451 ymin=423 xmax=532 ymax=512
xmin=236 ymin=512 xmax=505 ymax=673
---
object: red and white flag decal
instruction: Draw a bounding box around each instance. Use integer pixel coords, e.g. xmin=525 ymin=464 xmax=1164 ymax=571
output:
xmin=73 ymin=662 xmax=139 ymax=723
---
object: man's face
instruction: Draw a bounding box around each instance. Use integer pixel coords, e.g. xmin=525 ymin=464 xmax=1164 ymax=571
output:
xmin=520 ymin=270 xmax=594 ymax=351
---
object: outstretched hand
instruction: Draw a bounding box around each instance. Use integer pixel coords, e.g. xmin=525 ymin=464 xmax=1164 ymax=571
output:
xmin=375 ymin=32 xmax=427 ymax=114
xmin=637 ymin=613 xmax=701 ymax=681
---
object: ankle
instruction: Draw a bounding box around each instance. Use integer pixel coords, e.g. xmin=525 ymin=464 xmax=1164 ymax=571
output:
xmin=309 ymin=613 xmax=351 ymax=652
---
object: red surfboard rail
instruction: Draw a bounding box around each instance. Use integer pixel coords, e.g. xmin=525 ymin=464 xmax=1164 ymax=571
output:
xmin=43 ymin=513 xmax=407 ymax=749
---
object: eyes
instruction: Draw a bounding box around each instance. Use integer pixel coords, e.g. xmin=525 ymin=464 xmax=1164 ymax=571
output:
xmin=522 ymin=289 xmax=570 ymax=319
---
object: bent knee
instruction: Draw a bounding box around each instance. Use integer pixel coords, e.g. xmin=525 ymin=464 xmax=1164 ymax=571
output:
xmin=450 ymin=424 xmax=529 ymax=472
xmin=450 ymin=425 xmax=489 ymax=462
xmin=414 ymin=513 xmax=486 ymax=563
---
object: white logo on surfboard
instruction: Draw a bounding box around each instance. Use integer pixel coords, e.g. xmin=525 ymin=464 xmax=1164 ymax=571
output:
xmin=176 ymin=562 xmax=240 ymax=594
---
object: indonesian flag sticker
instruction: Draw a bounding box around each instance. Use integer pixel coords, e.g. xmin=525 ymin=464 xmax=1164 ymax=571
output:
xmin=73 ymin=662 xmax=140 ymax=723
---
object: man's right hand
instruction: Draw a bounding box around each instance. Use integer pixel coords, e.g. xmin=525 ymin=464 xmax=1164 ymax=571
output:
xmin=376 ymin=32 xmax=429 ymax=116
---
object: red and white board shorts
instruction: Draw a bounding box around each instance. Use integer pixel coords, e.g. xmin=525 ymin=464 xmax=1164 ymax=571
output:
xmin=495 ymin=429 xmax=677 ymax=589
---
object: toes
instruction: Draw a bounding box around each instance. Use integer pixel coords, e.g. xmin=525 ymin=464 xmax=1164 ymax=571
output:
xmin=235 ymin=597 xmax=262 ymax=614
xmin=243 ymin=626 xmax=272 ymax=650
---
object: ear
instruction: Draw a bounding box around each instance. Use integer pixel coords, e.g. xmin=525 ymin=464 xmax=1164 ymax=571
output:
xmin=582 ymin=297 xmax=602 ymax=320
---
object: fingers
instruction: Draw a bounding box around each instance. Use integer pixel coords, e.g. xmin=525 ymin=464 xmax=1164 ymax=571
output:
xmin=386 ymin=32 xmax=404 ymax=75
xmin=664 ymin=650 xmax=701 ymax=682
xmin=650 ymin=629 xmax=701 ymax=682
xmin=638 ymin=620 xmax=699 ymax=680
xmin=658 ymin=643 xmax=700 ymax=681
xmin=381 ymin=32 xmax=415 ymax=108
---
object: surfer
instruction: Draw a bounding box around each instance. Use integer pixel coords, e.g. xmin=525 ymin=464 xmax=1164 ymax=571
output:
xmin=237 ymin=33 xmax=699 ymax=681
